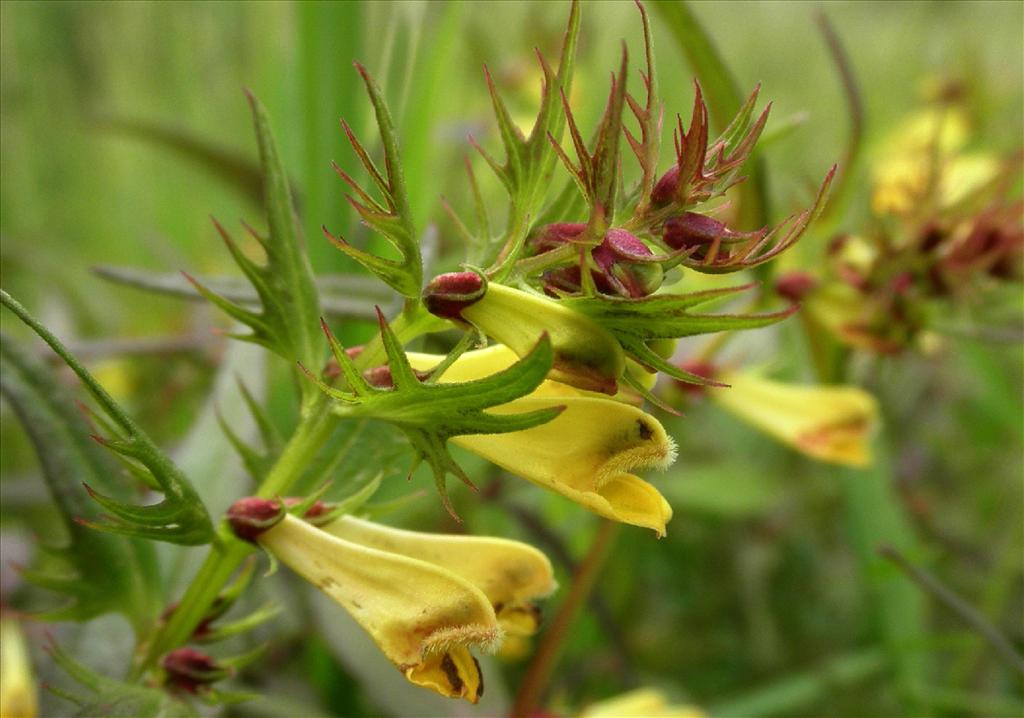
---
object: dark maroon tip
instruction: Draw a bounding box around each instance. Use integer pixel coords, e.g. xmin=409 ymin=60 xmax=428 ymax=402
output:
xmin=423 ymin=271 xmax=487 ymax=320
xmin=226 ymin=497 xmax=284 ymax=543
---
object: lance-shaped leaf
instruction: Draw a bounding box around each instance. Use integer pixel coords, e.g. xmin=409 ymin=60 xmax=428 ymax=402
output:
xmin=0 ymin=335 xmax=161 ymax=632
xmin=549 ymin=45 xmax=629 ymax=239
xmin=676 ymin=166 xmax=836 ymax=274
xmin=305 ymin=311 xmax=562 ymax=519
xmin=93 ymin=265 xmax=390 ymax=321
xmin=624 ymin=0 xmax=662 ymax=210
xmin=188 ymin=91 xmax=322 ymax=388
xmin=480 ymin=0 xmax=582 ymax=277
xmin=216 ymin=377 xmax=283 ymax=483
xmin=46 ymin=640 xmax=198 ymax=718
xmin=562 ymin=284 xmax=797 ymax=384
xmin=327 ymin=63 xmax=421 ymax=298
xmin=1 ymin=291 xmax=213 ymax=545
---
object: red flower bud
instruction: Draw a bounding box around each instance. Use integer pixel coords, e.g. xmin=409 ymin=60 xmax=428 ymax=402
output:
xmin=775 ymin=272 xmax=817 ymax=303
xmin=531 ymin=222 xmax=587 ymax=252
xmin=651 ymin=164 xmax=681 ymax=205
xmin=423 ymin=272 xmax=487 ymax=321
xmin=226 ymin=497 xmax=284 ymax=543
xmin=161 ymin=647 xmax=230 ymax=694
xmin=673 ymin=360 xmax=718 ymax=396
xmin=541 ymin=228 xmax=662 ymax=298
xmin=662 ymin=212 xmax=759 ymax=252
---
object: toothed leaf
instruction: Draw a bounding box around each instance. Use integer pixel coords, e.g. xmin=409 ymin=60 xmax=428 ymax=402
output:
xmin=1 ymin=292 xmax=214 ymax=546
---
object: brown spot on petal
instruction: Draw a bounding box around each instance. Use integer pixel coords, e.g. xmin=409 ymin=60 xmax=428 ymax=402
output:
xmin=440 ymin=653 xmax=464 ymax=695
xmin=637 ymin=418 xmax=654 ymax=441
xmin=474 ymin=656 xmax=484 ymax=698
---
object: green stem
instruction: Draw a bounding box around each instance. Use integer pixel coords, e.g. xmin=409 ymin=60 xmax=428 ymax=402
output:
xmin=510 ymin=519 xmax=619 ymax=718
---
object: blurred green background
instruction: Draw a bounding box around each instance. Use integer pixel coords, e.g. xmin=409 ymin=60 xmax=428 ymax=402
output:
xmin=2 ymin=2 xmax=1022 ymax=717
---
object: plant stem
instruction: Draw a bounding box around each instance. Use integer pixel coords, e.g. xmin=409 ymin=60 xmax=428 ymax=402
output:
xmin=510 ymin=519 xmax=619 ymax=718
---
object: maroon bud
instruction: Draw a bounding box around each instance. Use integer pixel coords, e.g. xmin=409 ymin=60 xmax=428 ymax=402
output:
xmin=361 ymin=364 xmax=430 ymax=389
xmin=423 ymin=271 xmax=486 ymax=320
xmin=673 ymin=360 xmax=718 ymax=397
xmin=890 ymin=272 xmax=914 ymax=295
xmin=775 ymin=271 xmax=818 ymax=303
xmin=531 ymin=222 xmax=586 ymax=252
xmin=162 ymin=648 xmax=230 ymax=694
xmin=226 ymin=497 xmax=284 ymax=543
xmin=662 ymin=212 xmax=759 ymax=251
xmin=542 ymin=229 xmax=662 ymax=298
xmin=651 ymin=164 xmax=681 ymax=205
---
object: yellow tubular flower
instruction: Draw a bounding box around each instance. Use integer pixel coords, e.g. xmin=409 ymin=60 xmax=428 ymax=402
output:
xmin=320 ymin=515 xmax=556 ymax=636
xmin=408 ymin=346 xmax=676 ymax=536
xmin=709 ymin=372 xmax=879 ymax=467
xmin=578 ymin=688 xmax=706 ymax=718
xmin=258 ymin=514 xmax=556 ymax=703
xmin=0 ymin=617 xmax=37 ymax=718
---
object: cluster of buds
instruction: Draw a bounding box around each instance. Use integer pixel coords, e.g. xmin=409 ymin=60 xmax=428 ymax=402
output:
xmin=533 ymin=223 xmax=663 ymax=298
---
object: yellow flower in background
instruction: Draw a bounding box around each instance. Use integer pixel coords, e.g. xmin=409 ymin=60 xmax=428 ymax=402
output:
xmin=249 ymin=511 xmax=555 ymax=703
xmin=872 ymin=107 xmax=1000 ymax=217
xmin=0 ymin=616 xmax=37 ymax=718
xmin=408 ymin=345 xmax=676 ymax=536
xmin=578 ymin=688 xmax=705 ymax=718
xmin=710 ymin=372 xmax=879 ymax=468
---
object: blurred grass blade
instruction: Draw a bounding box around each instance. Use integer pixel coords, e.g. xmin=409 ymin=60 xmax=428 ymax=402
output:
xmin=814 ymin=10 xmax=864 ymax=223
xmin=651 ymin=0 xmax=768 ymax=228
xmin=710 ymin=648 xmax=886 ymax=717
xmin=93 ymin=116 xmax=299 ymax=210
xmin=0 ymin=335 xmax=161 ymax=634
xmin=839 ymin=436 xmax=931 ymax=715
xmin=93 ymin=265 xmax=391 ymax=321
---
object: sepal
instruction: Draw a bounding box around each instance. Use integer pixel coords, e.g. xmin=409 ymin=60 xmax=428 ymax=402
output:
xmin=307 ymin=311 xmax=562 ymax=519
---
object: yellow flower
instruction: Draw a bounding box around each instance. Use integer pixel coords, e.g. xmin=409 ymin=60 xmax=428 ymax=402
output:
xmin=709 ymin=372 xmax=879 ymax=467
xmin=578 ymin=688 xmax=705 ymax=718
xmin=0 ymin=616 xmax=37 ymax=718
xmin=255 ymin=513 xmax=555 ymax=703
xmin=408 ymin=345 xmax=676 ymax=536
xmin=871 ymin=107 xmax=999 ymax=217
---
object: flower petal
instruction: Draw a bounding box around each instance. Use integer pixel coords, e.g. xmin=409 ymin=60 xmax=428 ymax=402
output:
xmin=409 ymin=346 xmax=676 ymax=535
xmin=711 ymin=372 xmax=879 ymax=467
xmin=321 ymin=515 xmax=556 ymax=633
xmin=258 ymin=515 xmax=499 ymax=702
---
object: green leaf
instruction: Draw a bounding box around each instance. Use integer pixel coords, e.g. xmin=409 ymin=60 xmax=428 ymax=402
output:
xmin=47 ymin=640 xmax=199 ymax=718
xmin=311 ymin=315 xmax=561 ymax=518
xmin=483 ymin=0 xmax=582 ymax=277
xmin=562 ymin=288 xmax=796 ymax=382
xmin=192 ymin=91 xmax=322 ymax=405
xmin=327 ymin=63 xmax=421 ymax=298
xmin=0 ymin=336 xmax=162 ymax=633
xmin=1 ymin=291 xmax=214 ymax=545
